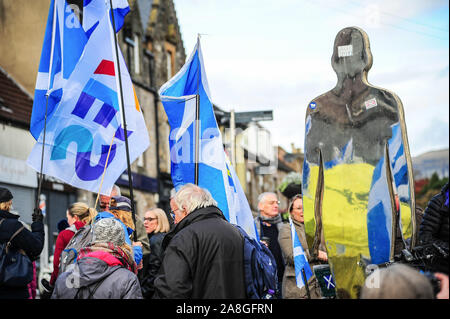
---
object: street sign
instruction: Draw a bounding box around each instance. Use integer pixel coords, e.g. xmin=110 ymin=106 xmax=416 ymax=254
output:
xmin=235 ymin=110 xmax=273 ymax=123
xmin=218 ymin=110 xmax=273 ymax=124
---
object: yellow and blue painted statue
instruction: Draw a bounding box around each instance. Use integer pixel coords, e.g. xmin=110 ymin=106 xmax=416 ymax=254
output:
xmin=302 ymin=27 xmax=416 ymax=299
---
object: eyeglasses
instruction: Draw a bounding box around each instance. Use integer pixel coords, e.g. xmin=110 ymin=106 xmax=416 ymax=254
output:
xmin=143 ymin=217 xmax=157 ymax=222
xmin=266 ymin=200 xmax=280 ymax=205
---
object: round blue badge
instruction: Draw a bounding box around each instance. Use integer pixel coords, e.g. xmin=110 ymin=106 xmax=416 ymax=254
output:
xmin=309 ymin=102 xmax=317 ymax=110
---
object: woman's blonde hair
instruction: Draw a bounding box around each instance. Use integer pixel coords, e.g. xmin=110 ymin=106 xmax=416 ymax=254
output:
xmin=68 ymin=202 xmax=96 ymax=224
xmin=110 ymin=209 xmax=135 ymax=232
xmin=0 ymin=200 xmax=12 ymax=211
xmin=147 ymin=208 xmax=170 ymax=233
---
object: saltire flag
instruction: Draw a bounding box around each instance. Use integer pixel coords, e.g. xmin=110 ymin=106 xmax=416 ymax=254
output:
xmin=30 ymin=0 xmax=130 ymax=140
xmin=159 ymin=38 xmax=257 ymax=240
xmin=82 ymin=0 xmax=130 ymax=35
xmin=289 ymin=217 xmax=313 ymax=289
xmin=27 ymin=8 xmax=149 ymax=195
xmin=367 ymin=146 xmax=394 ymax=265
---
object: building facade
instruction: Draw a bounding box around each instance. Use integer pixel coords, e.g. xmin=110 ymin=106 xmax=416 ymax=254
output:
xmin=0 ymin=0 xmax=186 ymax=256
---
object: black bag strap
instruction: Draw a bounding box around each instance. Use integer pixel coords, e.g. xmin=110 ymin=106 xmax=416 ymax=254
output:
xmin=0 ymin=218 xmax=25 ymax=253
xmin=7 ymin=226 xmax=25 ymax=249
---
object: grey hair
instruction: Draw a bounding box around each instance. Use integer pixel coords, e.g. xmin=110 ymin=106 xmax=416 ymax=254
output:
xmin=257 ymin=192 xmax=277 ymax=205
xmin=360 ymin=264 xmax=434 ymax=299
xmin=112 ymin=184 xmax=121 ymax=196
xmin=174 ymin=183 xmax=217 ymax=214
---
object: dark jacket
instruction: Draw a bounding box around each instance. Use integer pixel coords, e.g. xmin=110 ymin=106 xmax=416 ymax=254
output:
xmin=418 ymin=183 xmax=449 ymax=273
xmin=52 ymin=250 xmax=142 ymax=299
xmin=0 ymin=209 xmax=45 ymax=299
xmin=141 ymin=231 xmax=166 ymax=298
xmin=153 ymin=206 xmax=246 ymax=299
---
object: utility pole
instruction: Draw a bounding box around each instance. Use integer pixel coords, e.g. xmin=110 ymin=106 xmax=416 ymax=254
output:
xmin=230 ymin=109 xmax=236 ymax=167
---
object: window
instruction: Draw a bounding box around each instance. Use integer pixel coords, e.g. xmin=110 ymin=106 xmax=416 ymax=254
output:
xmin=137 ymin=153 xmax=144 ymax=168
xmin=134 ymin=34 xmax=140 ymax=75
xmin=166 ymin=51 xmax=172 ymax=80
xmin=165 ymin=42 xmax=176 ymax=80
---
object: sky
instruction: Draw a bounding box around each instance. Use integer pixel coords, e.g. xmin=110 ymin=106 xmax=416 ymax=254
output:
xmin=172 ymin=0 xmax=449 ymax=158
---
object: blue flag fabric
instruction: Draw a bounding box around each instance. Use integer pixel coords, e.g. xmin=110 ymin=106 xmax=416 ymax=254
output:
xmin=30 ymin=0 xmax=130 ymax=140
xmin=159 ymin=38 xmax=257 ymax=240
xmin=27 ymin=7 xmax=149 ymax=195
xmin=289 ymin=217 xmax=313 ymax=289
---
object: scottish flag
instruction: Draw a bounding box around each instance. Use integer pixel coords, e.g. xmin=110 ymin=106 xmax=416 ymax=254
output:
xmin=289 ymin=217 xmax=313 ymax=289
xmin=30 ymin=0 xmax=130 ymax=140
xmin=159 ymin=38 xmax=257 ymax=239
xmin=367 ymin=146 xmax=394 ymax=264
xmin=83 ymin=0 xmax=130 ymax=35
xmin=27 ymin=9 xmax=149 ymax=195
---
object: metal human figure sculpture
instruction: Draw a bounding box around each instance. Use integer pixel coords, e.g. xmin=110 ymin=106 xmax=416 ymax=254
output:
xmin=302 ymin=27 xmax=415 ymax=299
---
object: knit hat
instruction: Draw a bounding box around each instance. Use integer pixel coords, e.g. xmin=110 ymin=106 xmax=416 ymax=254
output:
xmin=110 ymin=196 xmax=132 ymax=212
xmin=93 ymin=217 xmax=126 ymax=246
xmin=0 ymin=187 xmax=13 ymax=203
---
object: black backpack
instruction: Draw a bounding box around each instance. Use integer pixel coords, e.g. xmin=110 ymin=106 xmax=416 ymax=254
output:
xmin=234 ymin=225 xmax=279 ymax=299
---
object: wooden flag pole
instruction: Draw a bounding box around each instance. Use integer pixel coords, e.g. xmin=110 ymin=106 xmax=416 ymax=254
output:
xmin=109 ymin=0 xmax=137 ymax=241
xmin=94 ymin=134 xmax=116 ymax=211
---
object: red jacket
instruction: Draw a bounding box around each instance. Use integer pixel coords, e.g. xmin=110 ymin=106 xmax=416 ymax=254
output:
xmin=50 ymin=221 xmax=85 ymax=285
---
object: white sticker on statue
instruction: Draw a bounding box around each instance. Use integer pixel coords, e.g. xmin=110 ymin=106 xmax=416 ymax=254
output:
xmin=364 ymin=98 xmax=378 ymax=110
xmin=338 ymin=45 xmax=353 ymax=57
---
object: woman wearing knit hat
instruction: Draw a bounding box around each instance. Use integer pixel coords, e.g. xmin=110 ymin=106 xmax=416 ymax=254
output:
xmin=0 ymin=187 xmax=45 ymax=299
xmin=51 ymin=217 xmax=142 ymax=299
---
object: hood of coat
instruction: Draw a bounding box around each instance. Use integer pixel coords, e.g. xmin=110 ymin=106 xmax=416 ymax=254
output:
xmin=75 ymin=253 xmax=122 ymax=288
xmin=162 ymin=206 xmax=225 ymax=250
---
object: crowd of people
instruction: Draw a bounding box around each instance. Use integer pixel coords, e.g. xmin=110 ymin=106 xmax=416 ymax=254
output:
xmin=0 ymin=182 xmax=448 ymax=299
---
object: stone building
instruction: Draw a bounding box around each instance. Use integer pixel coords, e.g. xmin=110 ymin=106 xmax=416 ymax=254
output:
xmin=0 ymin=0 xmax=186 ymax=254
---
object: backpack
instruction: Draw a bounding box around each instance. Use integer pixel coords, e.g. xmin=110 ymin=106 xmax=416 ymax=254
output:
xmin=59 ymin=224 xmax=94 ymax=275
xmin=0 ymin=219 xmax=33 ymax=287
xmin=234 ymin=225 xmax=279 ymax=299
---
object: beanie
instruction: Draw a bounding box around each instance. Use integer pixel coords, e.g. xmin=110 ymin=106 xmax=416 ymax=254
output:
xmin=0 ymin=187 xmax=13 ymax=203
xmin=93 ymin=217 xmax=126 ymax=246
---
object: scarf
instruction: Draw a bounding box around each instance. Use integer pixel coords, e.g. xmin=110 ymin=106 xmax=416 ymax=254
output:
xmin=77 ymin=242 xmax=138 ymax=275
xmin=258 ymin=213 xmax=282 ymax=225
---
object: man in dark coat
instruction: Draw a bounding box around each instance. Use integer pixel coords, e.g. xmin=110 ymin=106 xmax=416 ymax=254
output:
xmin=418 ymin=183 xmax=449 ymax=274
xmin=153 ymin=183 xmax=246 ymax=299
xmin=0 ymin=187 xmax=44 ymax=299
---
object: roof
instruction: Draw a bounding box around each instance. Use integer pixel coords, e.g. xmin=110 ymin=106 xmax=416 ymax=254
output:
xmin=0 ymin=67 xmax=33 ymax=129
xmin=136 ymin=0 xmax=153 ymax=34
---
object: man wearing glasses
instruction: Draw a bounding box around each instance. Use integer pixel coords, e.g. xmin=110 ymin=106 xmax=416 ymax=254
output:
xmin=255 ymin=192 xmax=285 ymax=298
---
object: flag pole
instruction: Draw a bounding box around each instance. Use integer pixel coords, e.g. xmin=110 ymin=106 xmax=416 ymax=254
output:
xmin=194 ymin=35 xmax=201 ymax=185
xmin=35 ymin=0 xmax=58 ymax=212
xmin=109 ymin=0 xmax=137 ymax=241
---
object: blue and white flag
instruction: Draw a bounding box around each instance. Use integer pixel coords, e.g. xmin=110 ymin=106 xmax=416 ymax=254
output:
xmin=30 ymin=0 xmax=130 ymax=140
xmin=289 ymin=217 xmax=313 ymax=289
xmin=83 ymin=0 xmax=130 ymax=35
xmin=159 ymin=38 xmax=257 ymax=240
xmin=27 ymin=9 xmax=149 ymax=195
